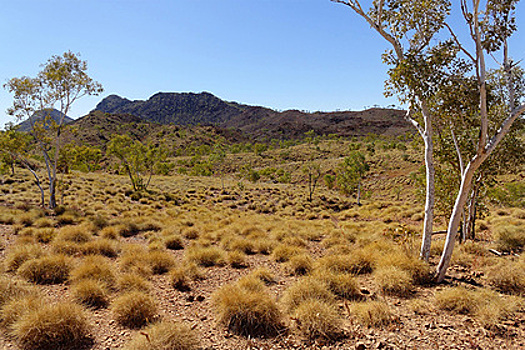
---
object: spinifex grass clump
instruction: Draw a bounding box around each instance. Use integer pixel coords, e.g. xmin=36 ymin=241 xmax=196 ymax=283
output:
xmin=11 ymin=302 xmax=92 ymax=349
xmin=293 ymin=299 xmax=342 ymax=340
xmin=17 ymin=254 xmax=72 ymax=284
xmin=111 ymin=291 xmax=158 ymax=328
xmin=281 ymin=276 xmax=336 ymax=313
xmin=71 ymin=279 xmax=109 ymax=309
xmin=212 ymin=277 xmax=283 ymax=337
xmin=486 ymin=260 xmax=525 ymax=296
xmin=4 ymin=244 xmax=44 ymax=272
xmin=123 ymin=320 xmax=199 ymax=350
xmin=347 ymin=301 xmax=393 ymax=327
xmin=70 ymin=255 xmax=116 ymax=288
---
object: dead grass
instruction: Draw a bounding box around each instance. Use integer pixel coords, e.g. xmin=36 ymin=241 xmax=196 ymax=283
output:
xmin=374 ymin=266 xmax=413 ymax=297
xmin=70 ymin=255 xmax=116 ymax=288
xmin=4 ymin=244 xmax=45 ymax=272
xmin=185 ymin=246 xmax=225 ymax=267
xmin=116 ymin=273 xmax=151 ymax=293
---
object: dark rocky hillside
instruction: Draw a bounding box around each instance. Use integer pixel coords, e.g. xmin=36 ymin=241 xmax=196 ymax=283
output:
xmin=18 ymin=109 xmax=73 ymax=132
xmin=93 ymin=92 xmax=411 ymax=140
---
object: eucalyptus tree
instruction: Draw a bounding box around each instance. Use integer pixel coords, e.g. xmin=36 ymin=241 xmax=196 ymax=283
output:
xmin=333 ymin=0 xmax=525 ymax=281
xmin=337 ymin=151 xmax=369 ymax=205
xmin=4 ymin=52 xmax=103 ymax=208
xmin=107 ymin=134 xmax=168 ymax=192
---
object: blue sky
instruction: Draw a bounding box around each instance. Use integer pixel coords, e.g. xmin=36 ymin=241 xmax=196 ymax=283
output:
xmin=0 ymin=0 xmax=524 ymax=128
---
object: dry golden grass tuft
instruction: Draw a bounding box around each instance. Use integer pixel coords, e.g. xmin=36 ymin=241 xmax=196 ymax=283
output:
xmin=185 ymin=246 xmax=225 ymax=267
xmin=147 ymin=250 xmax=177 ymax=274
xmin=348 ymin=301 xmax=393 ymax=327
xmin=164 ymin=234 xmax=184 ymax=250
xmin=111 ymin=291 xmax=158 ymax=328
xmin=494 ymin=222 xmax=525 ymax=252
xmin=11 ymin=302 xmax=91 ymax=350
xmin=486 ymin=260 xmax=525 ymax=295
xmin=0 ymin=276 xmax=37 ymax=308
xmin=17 ymin=254 xmax=72 ymax=285
xmin=286 ymin=254 xmax=313 ymax=276
xmin=123 ymin=320 xmax=199 ymax=350
xmin=316 ymin=271 xmax=362 ymax=300
xmin=281 ymin=276 xmax=336 ymax=313
xmin=81 ymin=238 xmax=120 ymax=258
xmin=227 ymin=250 xmax=247 ymax=268
xmin=292 ymin=299 xmax=342 ymax=340
xmin=54 ymin=224 xmax=93 ymax=243
xmin=374 ymin=266 xmax=413 ymax=297
xmin=70 ymin=255 xmax=116 ymax=288
xmin=436 ymin=287 xmax=522 ymax=327
xmin=250 ymin=267 xmax=277 ymax=285
xmin=212 ymin=279 xmax=283 ymax=337
xmin=71 ymin=279 xmax=109 ymax=309
xmin=117 ymin=273 xmax=151 ymax=293
xmin=271 ymin=243 xmax=306 ymax=263
xmin=4 ymin=244 xmax=45 ymax=272
xmin=0 ymin=295 xmax=45 ymax=329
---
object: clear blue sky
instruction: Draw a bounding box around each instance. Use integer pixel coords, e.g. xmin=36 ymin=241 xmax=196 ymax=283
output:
xmin=0 ymin=0 xmax=524 ymax=128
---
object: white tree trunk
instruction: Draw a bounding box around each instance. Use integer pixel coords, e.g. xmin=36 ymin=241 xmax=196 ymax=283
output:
xmin=420 ymin=103 xmax=435 ymax=262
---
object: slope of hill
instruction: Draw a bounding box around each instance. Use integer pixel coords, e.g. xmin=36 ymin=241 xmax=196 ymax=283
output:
xmin=17 ymin=109 xmax=73 ymax=132
xmin=63 ymin=110 xmax=248 ymax=152
xmin=93 ymin=92 xmax=411 ymax=140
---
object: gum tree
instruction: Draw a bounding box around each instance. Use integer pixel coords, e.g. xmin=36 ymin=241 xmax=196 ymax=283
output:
xmin=333 ymin=0 xmax=525 ymax=281
xmin=4 ymin=51 xmax=103 ymax=208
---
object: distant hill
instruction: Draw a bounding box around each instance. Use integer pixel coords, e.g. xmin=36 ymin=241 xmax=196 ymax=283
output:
xmin=93 ymin=92 xmax=411 ymax=140
xmin=62 ymin=110 xmax=248 ymax=153
xmin=94 ymin=92 xmax=247 ymax=126
xmin=18 ymin=109 xmax=73 ymax=132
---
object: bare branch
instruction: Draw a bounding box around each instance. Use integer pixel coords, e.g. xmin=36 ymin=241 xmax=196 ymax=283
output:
xmin=444 ymin=22 xmax=476 ymax=63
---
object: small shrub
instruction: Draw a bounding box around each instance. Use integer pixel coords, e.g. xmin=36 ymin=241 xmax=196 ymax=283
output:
xmin=71 ymin=279 xmax=109 ymax=309
xmin=348 ymin=301 xmax=393 ymax=327
xmin=123 ymin=320 xmax=199 ymax=350
xmin=11 ymin=302 xmax=91 ymax=349
xmin=112 ymin=291 xmax=158 ymax=328
xmin=281 ymin=277 xmax=336 ymax=313
xmin=293 ymin=300 xmax=342 ymax=340
xmin=212 ymin=281 xmax=282 ymax=336
xmin=17 ymin=255 xmax=72 ymax=284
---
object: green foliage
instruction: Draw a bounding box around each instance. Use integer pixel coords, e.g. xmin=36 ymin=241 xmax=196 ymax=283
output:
xmin=107 ymin=134 xmax=168 ymax=191
xmin=336 ymin=151 xmax=369 ymax=200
